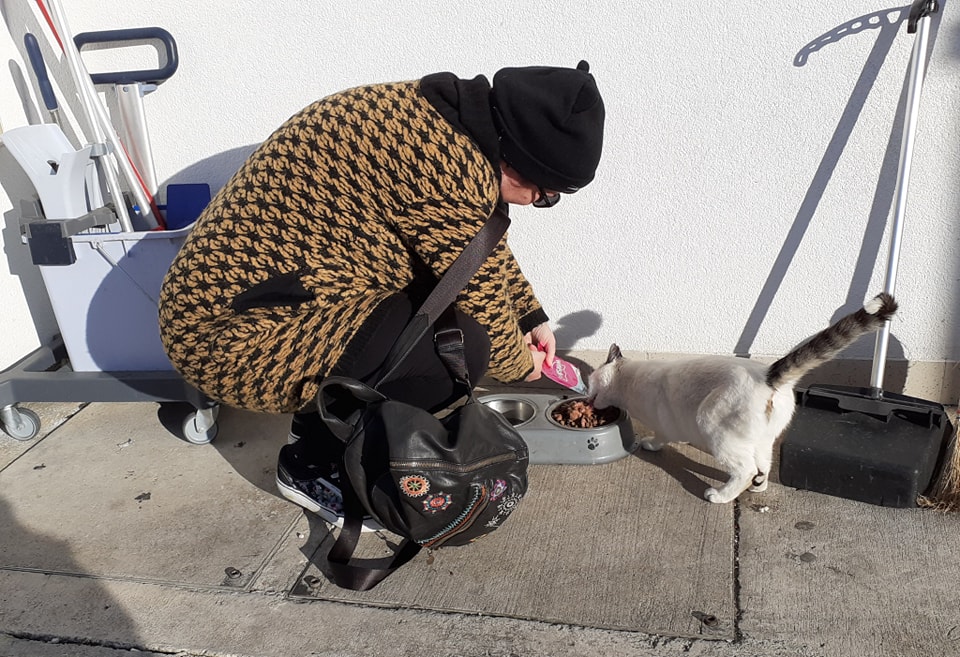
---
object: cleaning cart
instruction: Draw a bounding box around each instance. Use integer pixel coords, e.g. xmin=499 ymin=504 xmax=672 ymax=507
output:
xmin=0 ymin=16 xmax=219 ymax=444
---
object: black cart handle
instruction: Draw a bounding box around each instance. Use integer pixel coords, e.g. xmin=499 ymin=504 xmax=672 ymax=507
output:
xmin=907 ymin=0 xmax=939 ymax=34
xmin=74 ymin=27 xmax=178 ymax=85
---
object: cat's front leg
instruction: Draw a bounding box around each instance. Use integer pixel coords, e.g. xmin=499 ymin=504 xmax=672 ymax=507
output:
xmin=640 ymin=435 xmax=665 ymax=452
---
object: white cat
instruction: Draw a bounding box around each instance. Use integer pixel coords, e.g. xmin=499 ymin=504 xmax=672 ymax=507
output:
xmin=587 ymin=293 xmax=897 ymax=504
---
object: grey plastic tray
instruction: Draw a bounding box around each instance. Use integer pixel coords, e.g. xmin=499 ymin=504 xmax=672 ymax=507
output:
xmin=478 ymin=392 xmax=638 ymax=465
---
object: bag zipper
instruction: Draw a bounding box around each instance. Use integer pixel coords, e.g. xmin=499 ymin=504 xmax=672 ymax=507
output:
xmin=389 ymin=451 xmax=523 ymax=473
xmin=420 ymin=484 xmax=489 ymax=549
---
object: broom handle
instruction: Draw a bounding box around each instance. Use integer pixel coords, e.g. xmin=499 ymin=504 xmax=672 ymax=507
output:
xmin=38 ymin=0 xmax=130 ymax=231
xmin=42 ymin=0 xmax=160 ymax=230
xmin=870 ymin=3 xmax=936 ymax=395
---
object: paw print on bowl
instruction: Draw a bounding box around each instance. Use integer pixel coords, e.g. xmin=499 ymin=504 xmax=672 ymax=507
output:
xmin=586 ymin=436 xmax=599 ymax=450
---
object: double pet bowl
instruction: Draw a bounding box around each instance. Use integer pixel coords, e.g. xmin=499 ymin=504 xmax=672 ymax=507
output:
xmin=478 ymin=393 xmax=639 ymax=465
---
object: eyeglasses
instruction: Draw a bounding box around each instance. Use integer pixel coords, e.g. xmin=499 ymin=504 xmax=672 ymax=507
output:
xmin=501 ymin=155 xmax=562 ymax=208
xmin=533 ymin=187 xmax=561 ymax=208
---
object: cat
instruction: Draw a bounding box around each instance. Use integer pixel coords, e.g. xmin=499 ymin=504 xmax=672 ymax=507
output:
xmin=587 ymin=293 xmax=898 ymax=504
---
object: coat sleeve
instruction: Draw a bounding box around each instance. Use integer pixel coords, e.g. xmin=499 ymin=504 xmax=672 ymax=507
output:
xmin=501 ymin=243 xmax=549 ymax=334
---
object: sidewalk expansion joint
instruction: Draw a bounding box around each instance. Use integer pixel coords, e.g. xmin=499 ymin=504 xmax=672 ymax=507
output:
xmin=3 ymin=630 xmax=181 ymax=656
xmin=732 ymin=498 xmax=744 ymax=642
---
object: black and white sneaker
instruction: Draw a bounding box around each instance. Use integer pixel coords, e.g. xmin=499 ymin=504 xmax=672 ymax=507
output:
xmin=275 ymin=443 xmax=381 ymax=532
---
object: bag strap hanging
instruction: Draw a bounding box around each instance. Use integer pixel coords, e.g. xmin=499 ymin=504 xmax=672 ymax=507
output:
xmin=323 ymin=206 xmax=511 ymax=591
xmin=326 ymin=487 xmax=422 ymax=591
xmin=433 ymin=305 xmax=471 ymax=388
xmin=375 ymin=206 xmax=511 ymax=386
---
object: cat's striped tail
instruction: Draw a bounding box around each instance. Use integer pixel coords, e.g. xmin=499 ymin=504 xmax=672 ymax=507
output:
xmin=765 ymin=292 xmax=898 ymax=390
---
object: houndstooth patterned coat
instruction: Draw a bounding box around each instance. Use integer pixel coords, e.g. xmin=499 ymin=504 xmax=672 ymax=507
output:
xmin=158 ymin=77 xmax=547 ymax=413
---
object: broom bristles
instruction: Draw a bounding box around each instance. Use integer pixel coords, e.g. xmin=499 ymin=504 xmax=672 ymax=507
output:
xmin=918 ymin=415 xmax=960 ymax=511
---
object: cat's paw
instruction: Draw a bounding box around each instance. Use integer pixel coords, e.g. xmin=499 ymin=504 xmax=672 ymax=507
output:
xmin=747 ymin=473 xmax=770 ymax=493
xmin=640 ymin=438 xmax=663 ymax=452
xmin=704 ymin=487 xmax=732 ymax=504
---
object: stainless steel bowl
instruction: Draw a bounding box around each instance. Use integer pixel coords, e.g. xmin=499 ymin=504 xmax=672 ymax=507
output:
xmin=482 ymin=397 xmax=537 ymax=428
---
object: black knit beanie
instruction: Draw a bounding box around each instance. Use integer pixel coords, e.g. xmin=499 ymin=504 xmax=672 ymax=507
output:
xmin=490 ymin=60 xmax=605 ymax=193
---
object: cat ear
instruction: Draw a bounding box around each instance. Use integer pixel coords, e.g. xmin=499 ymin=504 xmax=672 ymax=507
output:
xmin=606 ymin=343 xmax=623 ymax=364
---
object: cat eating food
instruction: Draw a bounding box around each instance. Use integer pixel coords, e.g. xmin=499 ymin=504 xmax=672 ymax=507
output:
xmin=587 ymin=293 xmax=897 ymax=504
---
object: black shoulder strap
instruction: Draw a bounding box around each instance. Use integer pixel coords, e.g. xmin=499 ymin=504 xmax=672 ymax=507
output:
xmin=324 ymin=207 xmax=510 ymax=590
xmin=375 ymin=207 xmax=510 ymax=386
xmin=433 ymin=305 xmax=471 ymax=388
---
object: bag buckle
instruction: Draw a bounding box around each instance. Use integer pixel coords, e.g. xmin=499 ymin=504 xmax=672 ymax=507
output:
xmin=434 ymin=327 xmax=464 ymax=349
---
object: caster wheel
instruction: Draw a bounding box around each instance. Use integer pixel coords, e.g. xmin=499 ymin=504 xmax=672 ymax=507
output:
xmin=1 ymin=407 xmax=41 ymax=442
xmin=182 ymin=409 xmax=219 ymax=445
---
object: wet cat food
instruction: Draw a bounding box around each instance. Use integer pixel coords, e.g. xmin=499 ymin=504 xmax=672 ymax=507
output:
xmin=551 ymin=399 xmax=620 ymax=429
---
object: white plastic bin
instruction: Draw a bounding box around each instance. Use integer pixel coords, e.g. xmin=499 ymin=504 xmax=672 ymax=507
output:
xmin=38 ymin=224 xmax=193 ymax=372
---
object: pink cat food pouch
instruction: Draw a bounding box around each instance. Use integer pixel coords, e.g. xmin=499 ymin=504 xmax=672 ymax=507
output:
xmin=538 ymin=347 xmax=588 ymax=394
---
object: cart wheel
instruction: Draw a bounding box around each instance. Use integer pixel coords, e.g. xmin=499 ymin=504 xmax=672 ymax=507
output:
xmin=1 ymin=407 xmax=41 ymax=442
xmin=182 ymin=407 xmax=219 ymax=445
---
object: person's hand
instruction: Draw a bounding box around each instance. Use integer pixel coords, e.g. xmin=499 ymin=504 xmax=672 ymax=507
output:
xmin=523 ymin=322 xmax=556 ymax=382
xmin=528 ymin=323 xmax=556 ymax=367
xmin=524 ymin=344 xmax=547 ymax=382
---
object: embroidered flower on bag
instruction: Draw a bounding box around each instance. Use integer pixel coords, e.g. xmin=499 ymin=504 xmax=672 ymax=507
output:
xmin=486 ymin=492 xmax=523 ymax=527
xmin=497 ymin=493 xmax=521 ymax=516
xmin=490 ymin=479 xmax=508 ymax=501
xmin=422 ymin=492 xmax=452 ymax=513
xmin=399 ymin=474 xmax=430 ymax=498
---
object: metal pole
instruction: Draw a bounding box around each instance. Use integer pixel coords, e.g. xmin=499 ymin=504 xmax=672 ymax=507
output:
xmin=869 ymin=10 xmax=932 ymax=395
xmin=44 ymin=0 xmax=158 ymax=230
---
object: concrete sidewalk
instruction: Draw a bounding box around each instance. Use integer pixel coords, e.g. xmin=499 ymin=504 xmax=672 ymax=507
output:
xmin=1 ymin=395 xmax=959 ymax=657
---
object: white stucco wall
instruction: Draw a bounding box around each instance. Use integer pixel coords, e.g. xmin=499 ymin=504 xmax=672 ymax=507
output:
xmin=1 ymin=2 xmax=958 ymax=375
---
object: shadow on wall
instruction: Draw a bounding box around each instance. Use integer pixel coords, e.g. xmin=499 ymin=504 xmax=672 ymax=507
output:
xmin=553 ymin=309 xmax=603 ymax=350
xmin=163 ymin=144 xmax=259 ymax=197
xmin=733 ymin=3 xmax=947 ymax=395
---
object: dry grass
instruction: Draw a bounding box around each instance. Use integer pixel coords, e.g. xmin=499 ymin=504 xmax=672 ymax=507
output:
xmin=918 ymin=410 xmax=960 ymax=512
